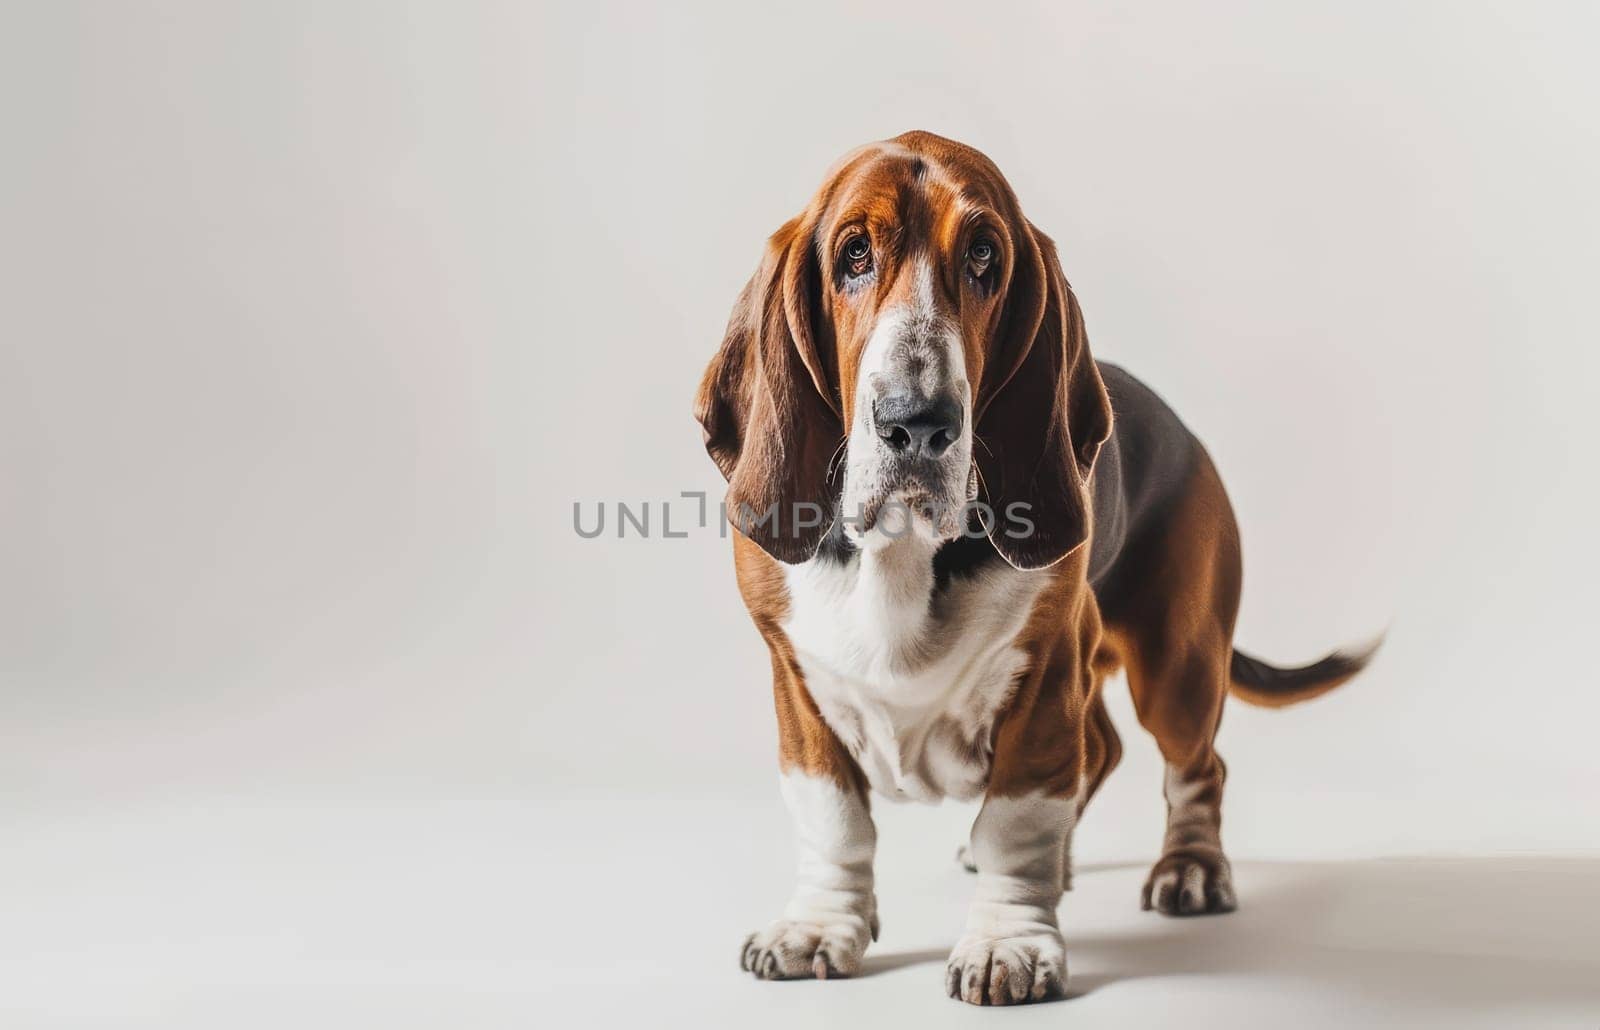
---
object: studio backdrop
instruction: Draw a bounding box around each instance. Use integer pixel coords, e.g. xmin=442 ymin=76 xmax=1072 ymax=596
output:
xmin=2 ymin=2 xmax=1597 ymax=1027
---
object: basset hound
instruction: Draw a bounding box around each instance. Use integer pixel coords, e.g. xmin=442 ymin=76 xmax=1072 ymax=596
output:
xmin=694 ymin=130 xmax=1377 ymax=1006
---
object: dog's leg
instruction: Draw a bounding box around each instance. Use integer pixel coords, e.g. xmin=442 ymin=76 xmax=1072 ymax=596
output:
xmin=739 ymin=648 xmax=877 ymax=981
xmin=1111 ymin=456 xmax=1242 ymax=916
xmin=741 ymin=771 xmax=877 ymax=980
xmin=946 ymin=642 xmax=1089 ymax=1006
xmin=1129 ymin=668 xmax=1236 ymax=916
xmin=947 ymin=791 xmax=1074 ymax=1004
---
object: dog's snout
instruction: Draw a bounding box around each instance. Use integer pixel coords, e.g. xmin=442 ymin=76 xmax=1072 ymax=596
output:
xmin=873 ymin=392 xmax=963 ymax=460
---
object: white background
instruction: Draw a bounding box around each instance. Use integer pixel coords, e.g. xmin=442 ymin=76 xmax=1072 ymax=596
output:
xmin=3 ymin=2 xmax=1598 ymax=1027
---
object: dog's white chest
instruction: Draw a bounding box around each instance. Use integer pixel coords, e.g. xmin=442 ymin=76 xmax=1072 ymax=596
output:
xmin=780 ymin=542 xmax=1043 ymax=802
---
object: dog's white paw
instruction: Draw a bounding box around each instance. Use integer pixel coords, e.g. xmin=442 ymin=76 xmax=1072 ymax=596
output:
xmin=739 ymin=918 xmax=871 ymax=980
xmin=944 ymin=929 xmax=1067 ymax=1005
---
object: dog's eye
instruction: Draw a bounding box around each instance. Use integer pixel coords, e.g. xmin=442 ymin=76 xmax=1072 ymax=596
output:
xmin=967 ymin=239 xmax=995 ymax=278
xmin=842 ymin=237 xmax=873 ymax=279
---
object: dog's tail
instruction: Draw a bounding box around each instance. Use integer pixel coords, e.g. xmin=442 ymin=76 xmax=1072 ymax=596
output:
xmin=1228 ymin=635 xmax=1383 ymax=708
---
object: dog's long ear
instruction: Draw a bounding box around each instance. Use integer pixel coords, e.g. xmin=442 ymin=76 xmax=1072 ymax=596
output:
xmin=693 ymin=217 xmax=841 ymax=563
xmin=974 ymin=223 xmax=1112 ymax=571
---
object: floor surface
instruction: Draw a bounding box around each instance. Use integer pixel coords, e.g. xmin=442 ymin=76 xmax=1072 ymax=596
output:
xmin=5 ymin=799 xmax=1597 ymax=1028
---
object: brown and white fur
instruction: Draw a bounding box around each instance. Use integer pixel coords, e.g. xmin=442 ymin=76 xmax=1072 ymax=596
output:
xmin=695 ymin=131 xmax=1377 ymax=1006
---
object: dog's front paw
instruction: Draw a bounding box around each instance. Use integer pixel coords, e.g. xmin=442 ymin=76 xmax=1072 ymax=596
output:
xmin=1142 ymin=850 xmax=1237 ymax=915
xmin=739 ymin=918 xmax=870 ymax=980
xmin=944 ymin=929 xmax=1066 ymax=1005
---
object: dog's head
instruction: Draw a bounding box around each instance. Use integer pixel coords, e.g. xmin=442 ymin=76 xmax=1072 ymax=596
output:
xmin=695 ymin=131 xmax=1111 ymax=570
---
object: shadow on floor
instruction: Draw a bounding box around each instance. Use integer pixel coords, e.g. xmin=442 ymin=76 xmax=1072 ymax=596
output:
xmin=866 ymin=856 xmax=1600 ymax=1015
xmin=858 ymin=948 xmax=950 ymax=976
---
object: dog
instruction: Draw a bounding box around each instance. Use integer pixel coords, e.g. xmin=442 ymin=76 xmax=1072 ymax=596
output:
xmin=693 ymin=130 xmax=1377 ymax=1006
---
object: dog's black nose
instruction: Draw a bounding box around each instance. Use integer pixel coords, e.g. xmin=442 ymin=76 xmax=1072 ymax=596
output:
xmin=874 ymin=392 xmax=963 ymax=459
